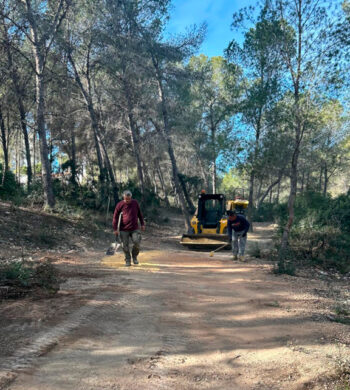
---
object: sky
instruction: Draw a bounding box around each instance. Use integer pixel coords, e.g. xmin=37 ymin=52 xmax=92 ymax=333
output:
xmin=165 ymin=0 xmax=258 ymax=58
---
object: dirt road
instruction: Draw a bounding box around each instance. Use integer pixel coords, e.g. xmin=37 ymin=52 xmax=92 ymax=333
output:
xmin=2 ymin=240 xmax=348 ymax=390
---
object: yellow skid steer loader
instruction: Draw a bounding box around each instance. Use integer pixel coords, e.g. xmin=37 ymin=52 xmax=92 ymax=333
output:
xmin=180 ymin=193 xmax=249 ymax=249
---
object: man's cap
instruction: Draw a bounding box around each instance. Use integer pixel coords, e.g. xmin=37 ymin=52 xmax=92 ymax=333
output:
xmin=227 ymin=210 xmax=237 ymax=216
xmin=123 ymin=190 xmax=132 ymax=196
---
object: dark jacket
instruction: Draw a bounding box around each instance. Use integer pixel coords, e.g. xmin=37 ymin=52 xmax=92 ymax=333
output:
xmin=227 ymin=215 xmax=250 ymax=238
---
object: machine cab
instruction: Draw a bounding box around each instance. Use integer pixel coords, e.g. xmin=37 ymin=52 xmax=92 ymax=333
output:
xmin=191 ymin=193 xmax=226 ymax=234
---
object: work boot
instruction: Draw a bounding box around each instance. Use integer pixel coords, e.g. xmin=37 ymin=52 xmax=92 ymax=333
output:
xmin=239 ymin=255 xmax=245 ymax=262
xmin=125 ymin=260 xmax=131 ymax=267
xmin=133 ymin=257 xmax=139 ymax=265
xmin=232 ymin=254 xmax=238 ymax=261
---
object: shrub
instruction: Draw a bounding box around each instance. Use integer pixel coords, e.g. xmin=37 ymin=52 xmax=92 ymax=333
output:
xmin=24 ymin=178 xmax=44 ymax=207
xmin=272 ymin=249 xmax=296 ymax=276
xmin=0 ymin=164 xmax=22 ymax=199
xmin=0 ymin=261 xmax=34 ymax=286
xmin=119 ymin=181 xmax=161 ymax=214
xmin=276 ymin=190 xmax=350 ymax=273
xmin=253 ymin=202 xmax=282 ymax=222
xmin=250 ymin=243 xmax=262 ymax=258
xmin=0 ymin=260 xmax=60 ymax=292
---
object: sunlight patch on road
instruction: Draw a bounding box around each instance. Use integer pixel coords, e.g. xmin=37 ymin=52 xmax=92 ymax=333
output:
xmin=91 ymin=346 xmax=139 ymax=356
xmin=101 ymin=251 xmax=164 ymax=271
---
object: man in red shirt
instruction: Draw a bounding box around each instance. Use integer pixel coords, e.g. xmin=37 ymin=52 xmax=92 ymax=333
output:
xmin=112 ymin=190 xmax=145 ymax=266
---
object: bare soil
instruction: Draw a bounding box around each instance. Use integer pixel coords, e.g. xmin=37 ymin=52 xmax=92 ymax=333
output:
xmin=0 ymin=203 xmax=349 ymax=390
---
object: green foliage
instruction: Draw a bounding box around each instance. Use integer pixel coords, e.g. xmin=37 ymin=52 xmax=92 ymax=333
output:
xmin=120 ymin=180 xmax=160 ymax=207
xmin=277 ymin=191 xmax=350 ymax=273
xmin=19 ymin=176 xmax=165 ymax=215
xmin=335 ymin=355 xmax=350 ymax=389
xmin=219 ymin=169 xmax=247 ymax=196
xmin=186 ymin=55 xmax=242 ymax=174
xmin=25 ymin=179 xmax=45 ymax=206
xmin=0 ymin=261 xmax=34 ymax=286
xmin=32 ymin=262 xmax=60 ymax=291
xmin=0 ymin=164 xmax=21 ymax=199
xmin=0 ymin=261 xmax=60 ymax=291
xmin=253 ymin=202 xmax=282 ymax=222
xmin=178 ymin=173 xmax=202 ymax=201
xmin=50 ymin=178 xmax=100 ymax=209
xmin=273 ymin=251 xmax=296 ymax=276
xmin=250 ymin=243 xmax=262 ymax=258
xmin=334 ymin=304 xmax=350 ymax=317
xmin=61 ymin=159 xmax=74 ymax=171
xmin=118 ymin=181 xmax=162 ymax=222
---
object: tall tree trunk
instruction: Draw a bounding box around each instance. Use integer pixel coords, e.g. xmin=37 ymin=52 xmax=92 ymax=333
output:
xmin=198 ymin=158 xmax=210 ymax=192
xmin=26 ymin=0 xmax=64 ymax=208
xmin=280 ymin=0 xmax=304 ymax=252
xmin=18 ymin=101 xmax=32 ymax=191
xmin=323 ymin=164 xmax=328 ymax=196
xmin=247 ymin=117 xmax=262 ymax=231
xmin=67 ymin=53 xmax=108 ymax=199
xmin=210 ymin=114 xmax=216 ymax=194
xmin=319 ymin=165 xmax=323 ymax=192
xmin=281 ymin=118 xmax=301 ymax=250
xmin=156 ymin=160 xmax=170 ymax=207
xmin=3 ymin=26 xmax=33 ymax=190
xmin=36 ymin=72 xmax=55 ymax=207
xmin=122 ymin=78 xmax=145 ymax=197
xmin=178 ymin=173 xmax=195 ymax=213
xmin=129 ymin=113 xmax=145 ymax=196
xmin=300 ymin=170 xmax=305 ymax=193
xmin=0 ymin=107 xmax=9 ymax=185
xmin=15 ymin=129 xmax=19 ymax=183
xmin=153 ymin=169 xmax=158 ymax=195
xmin=248 ymin=171 xmax=255 ymax=231
xmin=256 ymin=179 xmax=263 ymax=204
xmin=96 ymin=105 xmax=119 ymax=205
xmin=100 ymin=136 xmax=119 ymax=206
xmin=306 ymin=170 xmax=310 ymax=191
xmin=276 ymin=179 xmax=281 ymax=203
xmin=257 ymin=174 xmax=283 ymax=208
xmin=70 ymin=129 xmax=78 ymax=186
xmin=152 ymin=58 xmax=191 ymax=229
xmin=163 ymin=126 xmax=191 ymax=229
xmin=33 ymin=131 xmax=36 ymax=179
xmin=212 ymin=161 xmax=216 ymax=194
xmin=49 ymin=135 xmax=54 ymax=170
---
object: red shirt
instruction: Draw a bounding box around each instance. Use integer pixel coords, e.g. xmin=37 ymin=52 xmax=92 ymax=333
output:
xmin=112 ymin=199 xmax=144 ymax=231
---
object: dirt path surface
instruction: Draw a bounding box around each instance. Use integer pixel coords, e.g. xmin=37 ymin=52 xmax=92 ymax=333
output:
xmin=1 ymin=224 xmax=349 ymax=390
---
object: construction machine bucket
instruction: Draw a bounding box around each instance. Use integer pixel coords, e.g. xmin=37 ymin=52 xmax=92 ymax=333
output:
xmin=180 ymin=234 xmax=231 ymax=250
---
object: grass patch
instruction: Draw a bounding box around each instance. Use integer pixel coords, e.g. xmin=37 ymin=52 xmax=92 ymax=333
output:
xmin=250 ymin=243 xmax=261 ymax=258
xmin=273 ymin=258 xmax=296 ymax=276
xmin=335 ymin=305 xmax=350 ymax=317
xmin=335 ymin=356 xmax=350 ymax=389
xmin=0 ymin=260 xmax=60 ymax=293
xmin=0 ymin=261 xmax=34 ymax=287
xmin=333 ymin=317 xmax=350 ymax=326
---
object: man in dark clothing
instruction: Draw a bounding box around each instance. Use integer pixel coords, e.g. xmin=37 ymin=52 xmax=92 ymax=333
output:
xmin=227 ymin=210 xmax=250 ymax=261
xmin=113 ymin=190 xmax=145 ymax=266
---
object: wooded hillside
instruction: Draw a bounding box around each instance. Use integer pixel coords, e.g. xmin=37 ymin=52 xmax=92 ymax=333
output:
xmin=0 ymin=0 xmax=350 ymax=270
